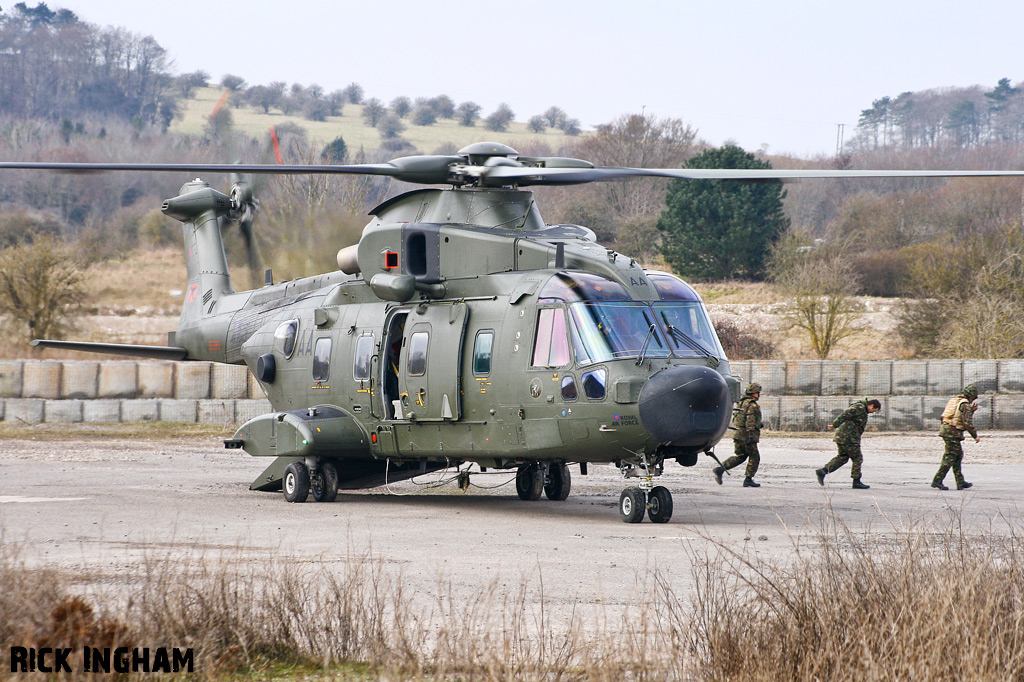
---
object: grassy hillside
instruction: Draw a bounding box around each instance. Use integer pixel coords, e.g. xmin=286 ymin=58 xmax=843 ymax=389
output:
xmin=171 ymin=87 xmax=576 ymax=155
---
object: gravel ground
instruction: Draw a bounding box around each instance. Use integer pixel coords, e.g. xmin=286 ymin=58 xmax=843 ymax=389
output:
xmin=1 ymin=430 xmax=1022 ymax=611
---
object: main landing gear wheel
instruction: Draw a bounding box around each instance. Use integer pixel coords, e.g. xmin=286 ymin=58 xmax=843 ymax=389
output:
xmin=647 ymin=486 xmax=673 ymax=523
xmin=283 ymin=462 xmax=310 ymax=503
xmin=544 ymin=463 xmax=571 ymax=501
xmin=516 ymin=463 xmax=544 ymax=501
xmin=311 ymin=461 xmax=339 ymax=503
xmin=619 ymin=487 xmax=646 ymax=523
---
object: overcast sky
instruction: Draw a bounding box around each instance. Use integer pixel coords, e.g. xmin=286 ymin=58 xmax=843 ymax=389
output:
xmin=49 ymin=0 xmax=1024 ymax=158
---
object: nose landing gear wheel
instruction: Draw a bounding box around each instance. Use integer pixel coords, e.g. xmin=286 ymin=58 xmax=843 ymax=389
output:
xmin=311 ymin=461 xmax=339 ymax=503
xmin=516 ymin=463 xmax=544 ymax=501
xmin=647 ymin=486 xmax=673 ymax=523
xmin=619 ymin=487 xmax=646 ymax=523
xmin=283 ymin=462 xmax=310 ymax=503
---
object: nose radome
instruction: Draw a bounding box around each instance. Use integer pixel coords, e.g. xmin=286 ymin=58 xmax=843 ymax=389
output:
xmin=638 ymin=365 xmax=732 ymax=449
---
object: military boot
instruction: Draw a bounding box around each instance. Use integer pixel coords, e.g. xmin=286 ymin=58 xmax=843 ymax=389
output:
xmin=712 ymin=466 xmax=724 ymax=485
xmin=743 ymin=477 xmax=760 ymax=488
xmin=957 ymin=481 xmax=973 ymax=490
xmin=852 ymin=479 xmax=870 ymax=489
xmin=815 ymin=468 xmax=827 ymax=486
xmin=931 ymin=481 xmax=949 ymax=491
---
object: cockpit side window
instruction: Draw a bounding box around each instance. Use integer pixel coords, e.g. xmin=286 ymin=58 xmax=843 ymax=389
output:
xmin=274 ymin=319 xmax=299 ymax=358
xmin=531 ymin=307 xmax=570 ymax=368
xmin=582 ymin=368 xmax=607 ymax=400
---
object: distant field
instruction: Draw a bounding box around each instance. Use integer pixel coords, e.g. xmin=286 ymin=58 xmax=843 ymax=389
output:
xmin=170 ymin=87 xmax=576 ymax=155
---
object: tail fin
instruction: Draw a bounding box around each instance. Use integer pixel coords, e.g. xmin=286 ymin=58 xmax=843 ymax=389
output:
xmin=162 ymin=180 xmax=235 ymax=356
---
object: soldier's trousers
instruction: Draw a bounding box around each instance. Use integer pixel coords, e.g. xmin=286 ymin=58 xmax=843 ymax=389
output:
xmin=933 ymin=437 xmax=965 ymax=486
xmin=823 ymin=442 xmax=863 ymax=479
xmin=723 ymin=440 xmax=759 ymax=478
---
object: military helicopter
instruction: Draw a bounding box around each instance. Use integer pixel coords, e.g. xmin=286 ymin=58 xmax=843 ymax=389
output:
xmin=4 ymin=143 xmax=1024 ymax=523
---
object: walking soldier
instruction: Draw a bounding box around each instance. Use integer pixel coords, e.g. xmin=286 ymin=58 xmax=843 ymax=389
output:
xmin=714 ymin=382 xmax=763 ymax=488
xmin=932 ymin=385 xmax=979 ymax=491
xmin=816 ymin=398 xmax=881 ymax=489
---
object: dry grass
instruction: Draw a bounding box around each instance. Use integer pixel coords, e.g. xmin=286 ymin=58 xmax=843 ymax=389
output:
xmin=82 ymin=247 xmax=184 ymax=313
xmin=2 ymin=513 xmax=1022 ymax=680
xmin=685 ymin=511 xmax=1024 ymax=681
xmin=0 ymin=422 xmax=226 ymax=441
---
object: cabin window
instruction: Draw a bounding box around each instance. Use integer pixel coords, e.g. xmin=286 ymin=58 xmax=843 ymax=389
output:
xmin=582 ymin=368 xmax=607 ymax=400
xmin=313 ymin=337 xmax=332 ymax=382
xmin=473 ymin=331 xmax=494 ymax=375
xmin=353 ymin=334 xmax=374 ymax=381
xmin=561 ymin=375 xmax=578 ymax=401
xmin=274 ymin=319 xmax=299 ymax=358
xmin=408 ymin=331 xmax=429 ymax=376
xmin=531 ymin=308 xmax=570 ymax=368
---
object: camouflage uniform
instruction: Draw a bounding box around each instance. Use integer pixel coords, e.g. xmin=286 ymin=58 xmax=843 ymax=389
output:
xmin=721 ymin=383 xmax=763 ymax=481
xmin=822 ymin=398 xmax=872 ymax=480
xmin=933 ymin=385 xmax=978 ymax=490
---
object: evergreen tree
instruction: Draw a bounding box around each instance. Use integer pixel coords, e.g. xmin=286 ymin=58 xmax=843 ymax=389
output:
xmin=657 ymin=146 xmax=788 ymax=281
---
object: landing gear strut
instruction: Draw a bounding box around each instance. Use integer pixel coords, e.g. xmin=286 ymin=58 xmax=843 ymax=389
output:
xmin=618 ymin=454 xmax=673 ymax=523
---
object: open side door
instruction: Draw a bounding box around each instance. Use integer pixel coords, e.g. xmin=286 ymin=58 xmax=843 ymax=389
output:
xmin=397 ymin=302 xmax=468 ymax=422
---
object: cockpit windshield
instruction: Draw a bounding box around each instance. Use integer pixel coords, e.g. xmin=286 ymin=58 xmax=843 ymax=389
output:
xmin=535 ymin=271 xmax=724 ymax=365
xmin=569 ymin=302 xmax=670 ymax=364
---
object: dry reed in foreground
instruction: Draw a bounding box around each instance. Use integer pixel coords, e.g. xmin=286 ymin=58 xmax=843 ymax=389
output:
xmin=683 ymin=511 xmax=1024 ymax=682
xmin=2 ymin=512 xmax=1022 ymax=681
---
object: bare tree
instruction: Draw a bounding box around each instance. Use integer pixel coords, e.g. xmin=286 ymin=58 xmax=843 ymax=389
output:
xmin=0 ymin=236 xmax=86 ymax=344
xmin=770 ymin=235 xmax=864 ymax=359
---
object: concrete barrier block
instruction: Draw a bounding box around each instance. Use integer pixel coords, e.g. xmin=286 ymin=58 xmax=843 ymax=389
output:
xmin=993 ymin=395 xmax=1024 ymax=430
xmin=997 ymin=360 xmax=1024 ymax=394
xmin=247 ymin=371 xmax=267 ymax=399
xmin=83 ymin=400 xmax=121 ymax=423
xmin=817 ymin=397 xmax=853 ymax=431
xmin=138 ymin=362 xmax=175 ymax=398
xmin=120 ymin=399 xmax=159 ymax=422
xmin=922 ymin=396 xmax=948 ymax=432
xmin=98 ymin=362 xmax=138 ymax=398
xmin=22 ymin=361 xmax=61 ymax=399
xmin=856 ymin=361 xmax=892 ymax=396
xmin=198 ymin=399 xmax=235 ymax=425
xmin=159 ymin=399 xmax=198 ymax=422
xmin=176 ymin=362 xmax=211 ymax=399
xmin=45 ymin=399 xmax=83 ymax=423
xmin=757 ymin=396 xmax=781 ymax=431
xmin=889 ymin=397 xmax=923 ymax=431
xmin=892 ymin=362 xmax=927 ymax=396
xmin=785 ymin=361 xmax=822 ymax=396
xmin=962 ymin=360 xmax=997 ymax=395
xmin=821 ymin=362 xmax=857 ymax=396
xmin=235 ymin=399 xmax=273 ymax=424
xmin=5 ymin=399 xmax=44 ymax=423
xmin=60 ymin=362 xmax=99 ymax=399
xmin=749 ymin=361 xmax=785 ymax=395
xmin=212 ymin=364 xmax=248 ymax=399
xmin=0 ymin=361 xmax=24 ymax=398
xmin=927 ymin=360 xmax=963 ymax=397
xmin=778 ymin=397 xmax=816 ymax=431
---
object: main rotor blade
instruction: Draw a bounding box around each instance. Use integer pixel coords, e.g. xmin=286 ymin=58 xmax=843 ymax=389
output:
xmin=480 ymin=165 xmax=1024 ymax=186
xmin=0 ymin=154 xmax=464 ymax=184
